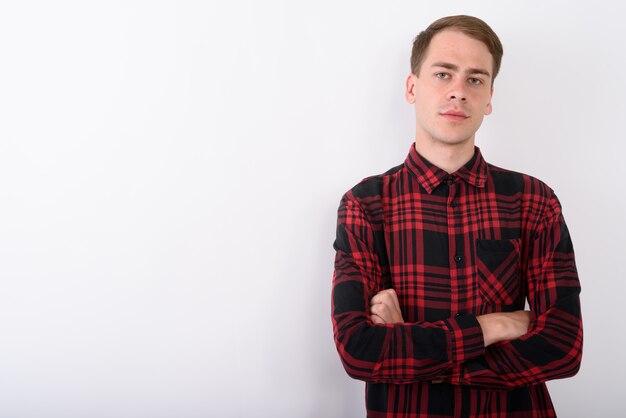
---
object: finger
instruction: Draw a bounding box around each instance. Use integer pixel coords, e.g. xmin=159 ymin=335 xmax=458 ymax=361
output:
xmin=370 ymin=292 xmax=386 ymax=305
xmin=371 ymin=314 xmax=386 ymax=324
xmin=372 ymin=289 xmax=396 ymax=308
xmin=370 ymin=303 xmax=387 ymax=318
xmin=386 ymin=289 xmax=402 ymax=312
xmin=375 ymin=289 xmax=401 ymax=313
xmin=371 ymin=304 xmax=394 ymax=324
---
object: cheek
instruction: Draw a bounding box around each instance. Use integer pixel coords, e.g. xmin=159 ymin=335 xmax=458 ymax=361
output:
xmin=415 ymin=89 xmax=439 ymax=112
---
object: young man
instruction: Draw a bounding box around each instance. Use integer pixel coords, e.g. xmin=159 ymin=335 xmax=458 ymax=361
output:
xmin=331 ymin=15 xmax=582 ymax=417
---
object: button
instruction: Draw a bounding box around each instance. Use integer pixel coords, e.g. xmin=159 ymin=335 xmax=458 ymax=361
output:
xmin=450 ymin=201 xmax=457 ymax=207
xmin=454 ymin=255 xmax=463 ymax=263
xmin=455 ymin=313 xmax=462 ymax=317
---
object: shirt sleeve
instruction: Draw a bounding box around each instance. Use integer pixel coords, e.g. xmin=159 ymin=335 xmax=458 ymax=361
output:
xmin=454 ymin=191 xmax=583 ymax=389
xmin=331 ymin=192 xmax=485 ymax=384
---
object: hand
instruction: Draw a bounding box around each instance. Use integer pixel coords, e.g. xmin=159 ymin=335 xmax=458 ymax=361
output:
xmin=476 ymin=310 xmax=531 ymax=347
xmin=370 ymin=289 xmax=404 ymax=324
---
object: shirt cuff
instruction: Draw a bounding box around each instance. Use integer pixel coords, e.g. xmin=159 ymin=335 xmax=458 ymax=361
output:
xmin=444 ymin=314 xmax=485 ymax=365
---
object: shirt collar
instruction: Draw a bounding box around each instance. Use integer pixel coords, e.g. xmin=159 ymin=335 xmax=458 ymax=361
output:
xmin=404 ymin=144 xmax=488 ymax=194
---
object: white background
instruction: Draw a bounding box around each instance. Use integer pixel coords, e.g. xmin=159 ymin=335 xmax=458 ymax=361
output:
xmin=0 ymin=1 xmax=623 ymax=417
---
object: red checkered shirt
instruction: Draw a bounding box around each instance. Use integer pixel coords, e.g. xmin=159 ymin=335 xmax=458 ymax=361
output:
xmin=331 ymin=144 xmax=583 ymax=417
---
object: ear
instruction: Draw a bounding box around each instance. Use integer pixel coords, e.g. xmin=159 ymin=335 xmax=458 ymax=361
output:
xmin=405 ymin=73 xmax=416 ymax=104
xmin=484 ymin=87 xmax=494 ymax=115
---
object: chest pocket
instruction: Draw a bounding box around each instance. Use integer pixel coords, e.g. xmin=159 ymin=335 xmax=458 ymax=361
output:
xmin=476 ymin=238 xmax=522 ymax=306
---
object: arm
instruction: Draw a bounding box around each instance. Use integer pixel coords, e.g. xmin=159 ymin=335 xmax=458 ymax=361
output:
xmin=476 ymin=311 xmax=531 ymax=347
xmin=370 ymin=290 xmax=531 ymax=348
xmin=452 ymin=192 xmax=583 ymax=389
xmin=367 ymin=192 xmax=582 ymax=389
xmin=331 ymin=193 xmax=485 ymax=384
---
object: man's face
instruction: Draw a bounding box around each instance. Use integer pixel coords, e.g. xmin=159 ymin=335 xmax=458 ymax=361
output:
xmin=405 ymin=30 xmax=494 ymax=147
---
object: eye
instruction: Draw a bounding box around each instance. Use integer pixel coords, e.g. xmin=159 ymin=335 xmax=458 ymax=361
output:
xmin=468 ymin=77 xmax=483 ymax=85
xmin=435 ymin=72 xmax=450 ymax=79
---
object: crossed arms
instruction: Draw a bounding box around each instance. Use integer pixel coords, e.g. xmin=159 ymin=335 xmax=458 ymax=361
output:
xmin=370 ymin=288 xmax=531 ymax=348
xmin=331 ymin=191 xmax=583 ymax=389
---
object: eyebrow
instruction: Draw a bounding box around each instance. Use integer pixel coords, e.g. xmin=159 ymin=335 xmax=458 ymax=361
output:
xmin=431 ymin=62 xmax=491 ymax=78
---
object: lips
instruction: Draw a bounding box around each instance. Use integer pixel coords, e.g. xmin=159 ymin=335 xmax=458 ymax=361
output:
xmin=440 ymin=109 xmax=469 ymax=121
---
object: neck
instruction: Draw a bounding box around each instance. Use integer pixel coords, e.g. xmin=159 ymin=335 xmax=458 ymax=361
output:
xmin=413 ymin=137 xmax=475 ymax=174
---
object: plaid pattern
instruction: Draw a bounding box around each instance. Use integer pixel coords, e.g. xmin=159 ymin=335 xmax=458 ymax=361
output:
xmin=331 ymin=145 xmax=583 ymax=417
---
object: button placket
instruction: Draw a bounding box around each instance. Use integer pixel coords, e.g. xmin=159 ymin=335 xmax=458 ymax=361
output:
xmin=447 ymin=176 xmax=463 ymax=314
xmin=447 ymin=176 xmax=457 ymax=209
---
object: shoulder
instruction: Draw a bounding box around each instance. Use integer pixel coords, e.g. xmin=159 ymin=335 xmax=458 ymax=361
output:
xmin=339 ymin=163 xmax=405 ymax=213
xmin=349 ymin=163 xmax=404 ymax=199
xmin=487 ymin=163 xmax=562 ymax=226
xmin=487 ymin=163 xmax=556 ymax=200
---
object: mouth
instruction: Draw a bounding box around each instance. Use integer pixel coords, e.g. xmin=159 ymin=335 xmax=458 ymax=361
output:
xmin=440 ymin=110 xmax=469 ymax=122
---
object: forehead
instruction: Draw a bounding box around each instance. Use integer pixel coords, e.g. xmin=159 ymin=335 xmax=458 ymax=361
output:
xmin=423 ymin=29 xmax=493 ymax=70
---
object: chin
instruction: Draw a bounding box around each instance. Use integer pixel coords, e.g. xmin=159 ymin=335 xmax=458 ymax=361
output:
xmin=434 ymin=136 xmax=473 ymax=146
xmin=433 ymin=124 xmax=480 ymax=145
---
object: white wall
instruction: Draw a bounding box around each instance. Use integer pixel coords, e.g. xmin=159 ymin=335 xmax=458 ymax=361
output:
xmin=0 ymin=1 xmax=623 ymax=417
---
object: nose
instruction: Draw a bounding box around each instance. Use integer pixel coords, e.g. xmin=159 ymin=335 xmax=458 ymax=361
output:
xmin=447 ymin=80 xmax=467 ymax=101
